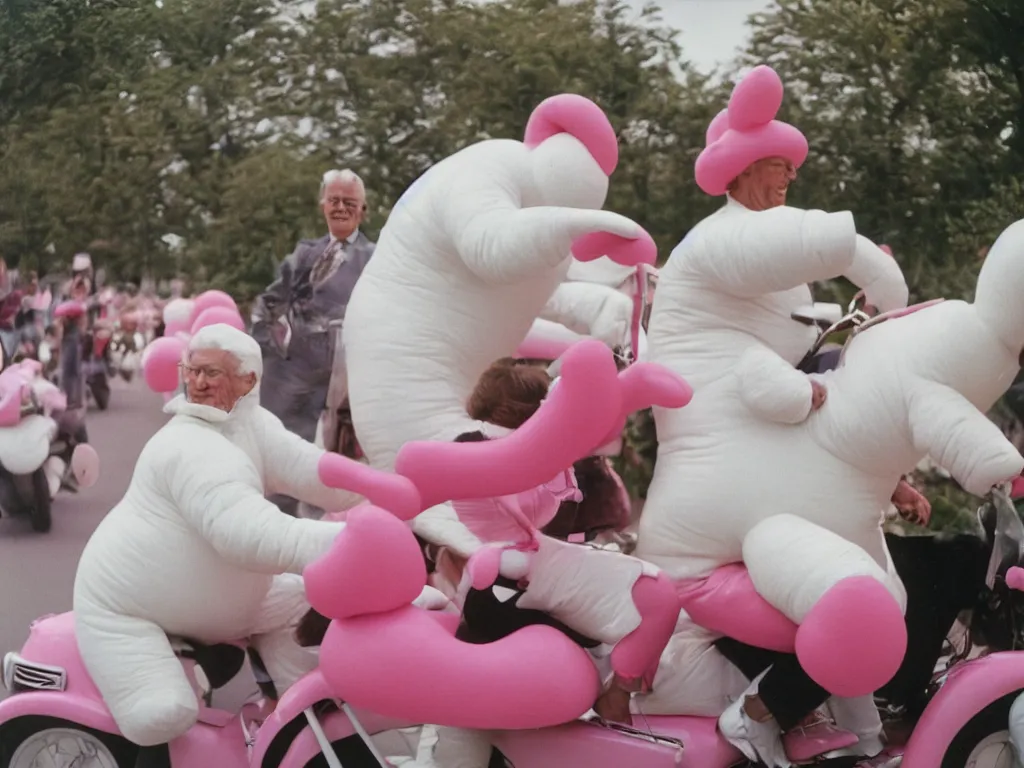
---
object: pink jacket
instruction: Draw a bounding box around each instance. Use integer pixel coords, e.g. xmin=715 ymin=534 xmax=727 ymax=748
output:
xmin=453 ymin=469 xmax=583 ymax=545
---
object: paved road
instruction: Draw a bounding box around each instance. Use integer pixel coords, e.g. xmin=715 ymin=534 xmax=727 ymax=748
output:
xmin=0 ymin=380 xmax=168 ymax=654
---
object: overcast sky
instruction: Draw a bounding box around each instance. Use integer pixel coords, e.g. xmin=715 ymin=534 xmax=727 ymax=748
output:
xmin=621 ymin=0 xmax=774 ymax=74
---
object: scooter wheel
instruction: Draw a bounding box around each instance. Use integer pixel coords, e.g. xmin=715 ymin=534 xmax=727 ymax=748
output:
xmin=29 ymin=469 xmax=51 ymax=533
xmin=0 ymin=715 xmax=135 ymax=767
xmin=302 ymin=735 xmax=384 ymax=767
xmin=91 ymin=380 xmax=110 ymax=411
xmin=941 ymin=689 xmax=1019 ymax=767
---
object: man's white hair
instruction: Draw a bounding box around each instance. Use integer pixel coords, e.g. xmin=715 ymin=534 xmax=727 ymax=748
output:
xmin=188 ymin=324 xmax=263 ymax=379
xmin=319 ymin=169 xmax=366 ymax=203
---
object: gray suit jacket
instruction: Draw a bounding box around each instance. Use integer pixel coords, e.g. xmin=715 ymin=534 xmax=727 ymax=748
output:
xmin=252 ymin=231 xmax=375 ymax=350
xmin=252 ymin=231 xmax=375 ymax=440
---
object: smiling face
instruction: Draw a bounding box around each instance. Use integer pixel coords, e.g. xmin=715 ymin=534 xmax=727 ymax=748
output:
xmin=729 ymin=156 xmax=798 ymax=211
xmin=181 ymin=347 xmax=256 ymax=411
xmin=321 ymin=177 xmax=366 ymax=241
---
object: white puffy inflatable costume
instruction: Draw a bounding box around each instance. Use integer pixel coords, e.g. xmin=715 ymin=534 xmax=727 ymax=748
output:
xmin=637 ymin=65 xmax=914 ymax=703
xmin=343 ymin=96 xmax=678 ymax=768
xmin=344 ymin=93 xmax=655 ymax=553
xmin=73 ymin=324 xmax=361 ymax=746
xmin=522 ymin=257 xmax=640 ymax=355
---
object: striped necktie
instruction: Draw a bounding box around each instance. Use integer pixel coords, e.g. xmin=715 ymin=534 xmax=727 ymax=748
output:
xmin=310 ymin=239 xmax=345 ymax=285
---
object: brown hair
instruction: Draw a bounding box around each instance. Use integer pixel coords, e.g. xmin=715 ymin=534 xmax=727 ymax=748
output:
xmin=467 ymin=358 xmax=551 ymax=430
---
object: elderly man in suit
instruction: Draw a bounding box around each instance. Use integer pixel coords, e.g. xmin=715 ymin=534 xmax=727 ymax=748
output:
xmin=252 ymin=169 xmax=375 ymax=516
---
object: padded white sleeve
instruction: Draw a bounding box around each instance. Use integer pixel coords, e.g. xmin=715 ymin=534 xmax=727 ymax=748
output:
xmin=735 ymin=344 xmax=814 ymax=424
xmin=166 ymin=430 xmax=344 ymax=575
xmin=844 ymin=236 xmax=909 ymax=312
xmin=257 ymin=410 xmax=365 ymax=514
xmin=909 ymin=383 xmax=1024 ymax=496
xmin=693 ymin=207 xmax=857 ymax=297
xmin=445 ymin=175 xmax=640 ymax=286
xmin=539 ymin=281 xmax=633 ymax=348
xmin=411 ymin=502 xmax=484 ymax=559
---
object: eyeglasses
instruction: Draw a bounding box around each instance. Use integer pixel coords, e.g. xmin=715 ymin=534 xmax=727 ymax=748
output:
xmin=179 ymin=363 xmax=226 ymax=382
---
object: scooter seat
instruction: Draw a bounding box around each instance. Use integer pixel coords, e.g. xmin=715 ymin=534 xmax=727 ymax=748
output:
xmin=676 ymin=563 xmax=798 ymax=653
xmin=171 ymin=638 xmax=246 ymax=690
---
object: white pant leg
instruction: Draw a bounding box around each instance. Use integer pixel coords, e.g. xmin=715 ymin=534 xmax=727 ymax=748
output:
xmin=76 ymin=608 xmax=198 ymax=746
xmin=634 ymin=621 xmax=749 ymax=717
xmin=246 ymin=574 xmax=318 ymax=691
xmin=432 ymin=727 xmax=493 ymax=768
xmin=827 ymin=696 xmax=885 ymax=756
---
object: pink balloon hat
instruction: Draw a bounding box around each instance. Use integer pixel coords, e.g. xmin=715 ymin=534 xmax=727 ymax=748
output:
xmin=694 ymin=65 xmax=809 ymax=197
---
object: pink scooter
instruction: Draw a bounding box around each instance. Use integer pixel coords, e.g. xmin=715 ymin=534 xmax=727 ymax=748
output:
xmin=0 ymin=340 xmax=688 ymax=768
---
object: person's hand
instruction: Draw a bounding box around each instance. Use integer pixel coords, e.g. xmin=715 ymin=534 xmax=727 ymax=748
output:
xmin=810 ymin=380 xmax=827 ymax=411
xmin=892 ymin=478 xmax=931 ymax=526
xmin=594 ymin=683 xmax=633 ymax=724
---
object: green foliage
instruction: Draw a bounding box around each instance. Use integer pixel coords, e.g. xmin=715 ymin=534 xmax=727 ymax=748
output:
xmin=2 ymin=0 xmax=1022 ymax=528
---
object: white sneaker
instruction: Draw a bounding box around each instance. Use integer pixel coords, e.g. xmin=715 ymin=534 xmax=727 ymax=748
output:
xmin=717 ymin=671 xmax=791 ymax=768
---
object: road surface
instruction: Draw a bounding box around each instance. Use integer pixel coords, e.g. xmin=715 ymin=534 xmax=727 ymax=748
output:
xmin=0 ymin=381 xmax=167 ymax=657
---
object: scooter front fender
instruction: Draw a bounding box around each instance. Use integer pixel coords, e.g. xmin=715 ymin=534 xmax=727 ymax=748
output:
xmin=276 ymin=708 xmax=416 ymax=768
xmin=250 ymin=668 xmax=415 ymax=768
xmin=0 ymin=689 xmax=121 ymax=737
xmin=902 ymin=651 xmax=1024 ymax=767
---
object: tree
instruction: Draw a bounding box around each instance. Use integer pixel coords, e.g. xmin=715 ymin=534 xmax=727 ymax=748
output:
xmin=742 ymin=0 xmax=1019 ymax=303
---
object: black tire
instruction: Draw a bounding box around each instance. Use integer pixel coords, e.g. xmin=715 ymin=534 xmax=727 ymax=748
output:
xmin=0 ymin=715 xmax=136 ymax=767
xmin=90 ymin=376 xmax=110 ymax=411
xmin=302 ymin=734 xmax=383 ymax=767
xmin=29 ymin=468 xmax=51 ymax=533
xmin=941 ymin=690 xmax=1021 ymax=767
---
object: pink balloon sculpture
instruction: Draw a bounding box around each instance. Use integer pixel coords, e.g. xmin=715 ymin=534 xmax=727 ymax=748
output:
xmin=189 ymin=290 xmax=238 ymax=327
xmin=143 ymin=336 xmax=186 ymax=394
xmin=395 ymin=339 xmax=692 ymax=509
xmin=191 ymin=306 xmax=245 ymax=334
xmin=308 ymin=506 xmax=601 ymax=730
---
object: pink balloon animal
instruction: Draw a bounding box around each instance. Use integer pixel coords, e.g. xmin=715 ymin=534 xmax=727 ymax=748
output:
xmin=394 ymin=339 xmax=692 ymax=508
xmin=307 ymin=340 xmax=693 ymax=730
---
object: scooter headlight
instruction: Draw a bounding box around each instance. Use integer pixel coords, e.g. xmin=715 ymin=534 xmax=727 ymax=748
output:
xmin=2 ymin=652 xmax=16 ymax=690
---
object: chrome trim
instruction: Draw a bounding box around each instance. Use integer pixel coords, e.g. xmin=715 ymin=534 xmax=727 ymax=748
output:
xmin=2 ymin=652 xmax=67 ymax=692
xmin=583 ymin=713 xmax=685 ymax=751
xmin=2 ymin=652 xmax=15 ymax=690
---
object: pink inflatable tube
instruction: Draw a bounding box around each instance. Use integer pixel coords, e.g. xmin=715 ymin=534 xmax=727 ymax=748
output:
xmin=395 ymin=339 xmax=623 ymax=508
xmin=795 ymin=576 xmax=907 ymax=698
xmin=599 ymin=361 xmax=693 ymax=446
xmin=675 ymin=564 xmax=798 ymax=653
xmin=311 ymin=507 xmax=600 ymax=730
xmin=317 ymin=453 xmax=422 ymax=521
